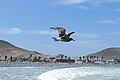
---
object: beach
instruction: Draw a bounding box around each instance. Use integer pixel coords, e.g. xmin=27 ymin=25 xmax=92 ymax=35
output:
xmin=0 ymin=62 xmax=80 ymax=67
xmin=1 ymin=61 xmax=120 ymax=67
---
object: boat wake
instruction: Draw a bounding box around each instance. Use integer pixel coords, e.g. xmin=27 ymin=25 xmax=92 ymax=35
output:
xmin=37 ymin=66 xmax=120 ymax=80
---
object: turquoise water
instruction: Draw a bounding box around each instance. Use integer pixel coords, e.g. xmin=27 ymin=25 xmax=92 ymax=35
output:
xmin=0 ymin=66 xmax=120 ymax=80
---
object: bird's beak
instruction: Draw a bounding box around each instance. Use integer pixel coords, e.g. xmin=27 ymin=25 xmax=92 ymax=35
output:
xmin=73 ymin=40 xmax=75 ymax=41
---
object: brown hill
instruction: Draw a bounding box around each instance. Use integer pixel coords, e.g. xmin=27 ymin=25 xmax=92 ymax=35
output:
xmin=0 ymin=40 xmax=48 ymax=59
xmin=88 ymin=47 xmax=120 ymax=59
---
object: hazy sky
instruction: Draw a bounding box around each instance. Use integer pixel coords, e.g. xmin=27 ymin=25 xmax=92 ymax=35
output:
xmin=0 ymin=0 xmax=120 ymax=56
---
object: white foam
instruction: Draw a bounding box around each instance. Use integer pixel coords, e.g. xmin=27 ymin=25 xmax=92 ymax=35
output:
xmin=37 ymin=67 xmax=120 ymax=80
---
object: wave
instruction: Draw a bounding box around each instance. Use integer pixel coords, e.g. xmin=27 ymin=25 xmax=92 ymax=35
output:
xmin=37 ymin=66 xmax=120 ymax=80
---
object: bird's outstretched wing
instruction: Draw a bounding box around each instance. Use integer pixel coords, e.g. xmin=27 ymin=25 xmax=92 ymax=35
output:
xmin=50 ymin=27 xmax=66 ymax=37
xmin=67 ymin=32 xmax=75 ymax=37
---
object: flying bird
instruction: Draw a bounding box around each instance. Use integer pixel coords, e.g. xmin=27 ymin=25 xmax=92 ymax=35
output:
xmin=50 ymin=27 xmax=75 ymax=42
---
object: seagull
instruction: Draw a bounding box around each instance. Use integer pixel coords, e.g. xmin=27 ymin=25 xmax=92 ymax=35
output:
xmin=50 ymin=27 xmax=75 ymax=42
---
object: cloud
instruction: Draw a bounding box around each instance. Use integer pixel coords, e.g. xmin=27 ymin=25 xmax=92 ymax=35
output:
xmin=25 ymin=30 xmax=57 ymax=35
xmin=98 ymin=19 xmax=116 ymax=24
xmin=60 ymin=0 xmax=87 ymax=5
xmin=0 ymin=27 xmax=22 ymax=35
xmin=57 ymin=0 xmax=120 ymax=5
xmin=114 ymin=9 xmax=120 ymax=13
xmin=0 ymin=28 xmax=57 ymax=35
xmin=78 ymin=5 xmax=91 ymax=10
xmin=8 ymin=28 xmax=22 ymax=34
xmin=51 ymin=0 xmax=120 ymax=11
xmin=100 ymin=32 xmax=120 ymax=36
xmin=74 ymin=40 xmax=106 ymax=48
xmin=107 ymin=0 xmax=120 ymax=2
xmin=75 ymin=32 xmax=98 ymax=38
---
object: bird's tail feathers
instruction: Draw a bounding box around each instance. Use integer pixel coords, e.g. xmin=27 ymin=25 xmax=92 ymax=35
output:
xmin=52 ymin=37 xmax=59 ymax=41
xmin=50 ymin=27 xmax=54 ymax=29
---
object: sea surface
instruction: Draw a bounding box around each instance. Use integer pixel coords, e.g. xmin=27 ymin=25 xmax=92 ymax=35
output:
xmin=0 ymin=65 xmax=120 ymax=80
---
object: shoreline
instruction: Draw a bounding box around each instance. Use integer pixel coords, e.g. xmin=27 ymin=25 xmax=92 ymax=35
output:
xmin=0 ymin=62 xmax=120 ymax=67
xmin=0 ymin=62 xmax=81 ymax=68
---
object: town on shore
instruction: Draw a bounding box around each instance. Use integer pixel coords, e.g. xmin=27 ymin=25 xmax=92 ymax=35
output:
xmin=0 ymin=54 xmax=120 ymax=66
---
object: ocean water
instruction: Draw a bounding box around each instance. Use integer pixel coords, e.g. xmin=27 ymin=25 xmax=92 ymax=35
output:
xmin=0 ymin=66 xmax=56 ymax=80
xmin=0 ymin=65 xmax=120 ymax=80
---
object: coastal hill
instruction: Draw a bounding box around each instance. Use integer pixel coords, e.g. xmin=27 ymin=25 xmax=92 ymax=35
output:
xmin=88 ymin=47 xmax=120 ymax=59
xmin=0 ymin=40 xmax=48 ymax=59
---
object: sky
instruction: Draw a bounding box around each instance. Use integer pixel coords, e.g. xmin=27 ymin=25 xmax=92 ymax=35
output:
xmin=0 ymin=0 xmax=120 ymax=57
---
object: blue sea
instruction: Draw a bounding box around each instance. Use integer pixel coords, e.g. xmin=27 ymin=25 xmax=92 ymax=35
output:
xmin=0 ymin=65 xmax=120 ymax=80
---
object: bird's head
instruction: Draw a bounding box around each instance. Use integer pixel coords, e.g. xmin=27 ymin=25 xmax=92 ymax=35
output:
xmin=69 ymin=38 xmax=75 ymax=41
